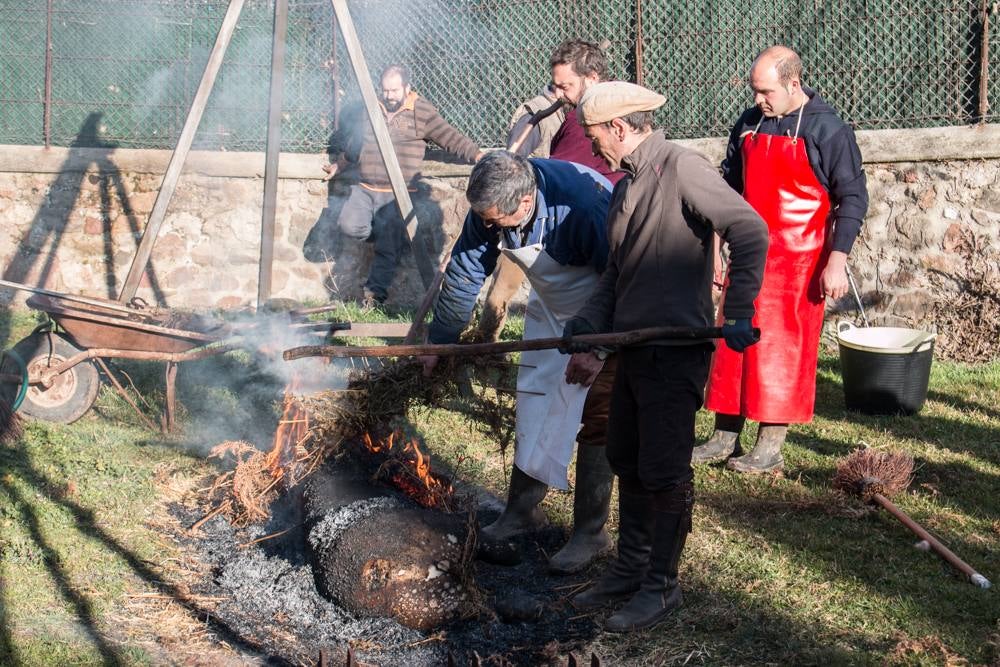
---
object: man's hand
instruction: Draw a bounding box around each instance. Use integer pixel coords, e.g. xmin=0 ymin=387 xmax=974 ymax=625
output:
xmin=416 ymin=354 xmax=439 ymax=378
xmin=713 ymin=233 xmax=726 ymax=292
xmin=722 ymin=318 xmax=757 ymax=352
xmin=560 ymin=317 xmax=597 ymax=353
xmin=565 ymin=351 xmax=605 ymax=387
xmin=321 ymin=163 xmax=339 ymax=181
xmin=820 ymin=250 xmax=849 ymax=300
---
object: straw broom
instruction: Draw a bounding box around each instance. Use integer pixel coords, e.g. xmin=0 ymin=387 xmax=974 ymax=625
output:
xmin=833 ymin=448 xmax=991 ymax=589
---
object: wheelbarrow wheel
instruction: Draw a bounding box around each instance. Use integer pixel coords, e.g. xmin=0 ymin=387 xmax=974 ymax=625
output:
xmin=0 ymin=332 xmax=100 ymax=424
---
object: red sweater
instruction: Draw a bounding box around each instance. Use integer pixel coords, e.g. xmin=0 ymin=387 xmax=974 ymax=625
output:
xmin=550 ymin=113 xmax=625 ymax=185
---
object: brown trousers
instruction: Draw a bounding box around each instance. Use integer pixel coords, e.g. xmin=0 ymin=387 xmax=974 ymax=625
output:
xmin=578 ymin=354 xmax=618 ymax=449
xmin=476 ymin=255 xmax=527 ymax=342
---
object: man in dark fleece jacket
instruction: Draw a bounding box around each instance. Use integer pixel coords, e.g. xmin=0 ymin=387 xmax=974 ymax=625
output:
xmin=697 ymin=45 xmax=869 ymax=473
xmin=322 ymin=64 xmax=482 ymax=305
xmin=561 ymin=82 xmax=768 ymax=633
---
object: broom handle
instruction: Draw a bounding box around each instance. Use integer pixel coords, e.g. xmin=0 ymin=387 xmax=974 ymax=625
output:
xmin=283 ymin=325 xmax=755 ymax=361
xmin=874 ymin=493 xmax=991 ymax=589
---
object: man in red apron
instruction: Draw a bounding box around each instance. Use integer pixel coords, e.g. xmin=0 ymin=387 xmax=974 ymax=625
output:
xmin=696 ymin=46 xmax=869 ymax=473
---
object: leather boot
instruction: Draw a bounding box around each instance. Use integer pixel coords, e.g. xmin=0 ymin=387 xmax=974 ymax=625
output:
xmin=548 ymin=445 xmax=614 ymax=574
xmin=691 ymin=413 xmax=745 ymax=463
xmin=726 ymin=424 xmax=787 ymax=473
xmin=480 ymin=465 xmax=548 ymax=542
xmin=604 ymin=482 xmax=693 ymax=633
xmin=572 ymin=483 xmax=653 ymax=610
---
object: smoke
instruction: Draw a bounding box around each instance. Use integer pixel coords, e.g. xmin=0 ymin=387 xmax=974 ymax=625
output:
xmin=176 ymin=312 xmax=357 ymax=458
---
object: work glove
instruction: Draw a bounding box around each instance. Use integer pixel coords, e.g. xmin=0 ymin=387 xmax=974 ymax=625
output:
xmin=559 ymin=317 xmax=597 ymax=354
xmin=722 ymin=318 xmax=757 ymax=352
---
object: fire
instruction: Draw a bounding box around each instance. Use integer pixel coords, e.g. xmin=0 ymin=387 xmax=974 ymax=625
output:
xmin=361 ymin=430 xmax=454 ymax=510
xmin=265 ymin=375 xmax=311 ymax=483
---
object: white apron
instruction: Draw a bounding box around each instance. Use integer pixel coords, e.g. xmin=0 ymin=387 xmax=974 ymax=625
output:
xmin=505 ymin=244 xmax=602 ymax=490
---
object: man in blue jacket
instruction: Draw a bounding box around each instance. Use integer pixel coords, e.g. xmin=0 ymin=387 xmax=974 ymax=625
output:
xmin=419 ymin=151 xmax=615 ymax=574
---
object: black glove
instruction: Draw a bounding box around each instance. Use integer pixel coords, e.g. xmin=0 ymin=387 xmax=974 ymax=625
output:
xmin=722 ymin=318 xmax=757 ymax=352
xmin=559 ymin=317 xmax=597 ymax=354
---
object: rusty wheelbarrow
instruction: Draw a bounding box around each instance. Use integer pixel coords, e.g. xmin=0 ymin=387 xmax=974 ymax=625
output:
xmin=0 ymin=281 xmax=413 ymax=427
xmin=0 ymin=285 xmax=233 ymax=427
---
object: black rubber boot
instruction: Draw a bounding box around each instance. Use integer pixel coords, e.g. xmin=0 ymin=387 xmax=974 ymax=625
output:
xmin=572 ymin=483 xmax=653 ymax=610
xmin=480 ymin=465 xmax=548 ymax=542
xmin=604 ymin=482 xmax=693 ymax=633
xmin=691 ymin=413 xmax=746 ymax=463
xmin=727 ymin=424 xmax=787 ymax=473
xmin=548 ymin=445 xmax=614 ymax=574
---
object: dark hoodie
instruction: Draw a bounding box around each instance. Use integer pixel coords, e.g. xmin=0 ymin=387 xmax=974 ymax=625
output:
xmin=721 ymin=88 xmax=868 ymax=254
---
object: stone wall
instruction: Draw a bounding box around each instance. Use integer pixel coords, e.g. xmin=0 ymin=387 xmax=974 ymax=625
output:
xmin=1 ymin=124 xmax=999 ymax=359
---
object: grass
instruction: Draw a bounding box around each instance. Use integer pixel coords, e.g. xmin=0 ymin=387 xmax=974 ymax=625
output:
xmin=0 ymin=305 xmax=997 ymax=665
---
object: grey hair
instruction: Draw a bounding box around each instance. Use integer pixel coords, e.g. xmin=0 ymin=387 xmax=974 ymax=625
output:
xmin=466 ymin=151 xmax=536 ymax=215
xmin=618 ymin=110 xmax=654 ymax=132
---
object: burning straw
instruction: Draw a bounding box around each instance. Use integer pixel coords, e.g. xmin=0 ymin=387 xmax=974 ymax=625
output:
xmin=195 ymin=355 xmax=515 ymax=529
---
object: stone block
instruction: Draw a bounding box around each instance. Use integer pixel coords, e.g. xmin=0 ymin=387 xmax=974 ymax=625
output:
xmin=942 ymin=222 xmax=966 ymax=252
xmin=83 ymin=215 xmax=104 ymax=235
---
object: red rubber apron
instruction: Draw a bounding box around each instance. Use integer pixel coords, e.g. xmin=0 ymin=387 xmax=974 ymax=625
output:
xmin=705 ymin=105 xmax=831 ymax=423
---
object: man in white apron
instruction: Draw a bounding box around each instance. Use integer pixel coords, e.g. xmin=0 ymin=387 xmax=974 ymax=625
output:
xmin=419 ymin=151 xmax=614 ymax=574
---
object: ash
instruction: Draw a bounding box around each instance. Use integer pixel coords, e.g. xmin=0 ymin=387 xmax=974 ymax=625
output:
xmin=178 ymin=484 xmax=602 ymax=665
xmin=308 ymin=497 xmax=402 ymax=554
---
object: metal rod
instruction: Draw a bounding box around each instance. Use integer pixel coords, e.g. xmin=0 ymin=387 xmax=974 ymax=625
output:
xmin=844 ymin=264 xmax=869 ymax=327
xmin=979 ymin=0 xmax=991 ymax=122
xmin=43 ymin=0 xmax=53 ymax=149
xmin=257 ymin=0 xmax=289 ymax=308
xmin=507 ymin=98 xmax=565 ymax=154
xmin=635 ymin=0 xmax=644 ymax=86
xmin=94 ymin=358 xmax=159 ymax=432
xmin=119 ymin=0 xmax=247 ymax=302
xmin=283 ymin=325 xmax=754 ymax=360
xmin=874 ymin=493 xmax=991 ymax=589
xmin=329 ymin=0 xmax=435 ymax=289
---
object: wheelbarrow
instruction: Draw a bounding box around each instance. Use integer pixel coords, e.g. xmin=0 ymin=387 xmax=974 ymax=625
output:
xmin=0 ymin=281 xmax=414 ymax=428
xmin=0 ymin=285 xmax=234 ymax=427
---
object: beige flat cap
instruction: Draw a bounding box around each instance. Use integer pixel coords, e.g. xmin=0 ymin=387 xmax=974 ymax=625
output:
xmin=578 ymin=81 xmax=666 ymax=125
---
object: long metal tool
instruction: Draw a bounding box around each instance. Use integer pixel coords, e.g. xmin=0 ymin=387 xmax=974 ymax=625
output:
xmin=330 ymin=0 xmax=435 ymax=289
xmin=284 ymin=325 xmax=758 ymax=360
xmin=119 ymin=0 xmax=247 ymax=301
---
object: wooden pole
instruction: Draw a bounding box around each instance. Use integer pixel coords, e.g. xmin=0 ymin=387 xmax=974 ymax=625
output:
xmin=257 ymin=0 xmax=290 ymax=308
xmin=329 ymin=0 xmax=435 ymax=288
xmin=978 ymin=0 xmax=991 ymax=122
xmin=283 ymin=325 xmax=752 ymax=360
xmin=118 ymin=0 xmax=247 ymax=302
xmin=874 ymin=494 xmax=991 ymax=588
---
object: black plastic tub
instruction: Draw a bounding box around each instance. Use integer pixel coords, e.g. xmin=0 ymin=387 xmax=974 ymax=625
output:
xmin=837 ymin=322 xmax=935 ymax=415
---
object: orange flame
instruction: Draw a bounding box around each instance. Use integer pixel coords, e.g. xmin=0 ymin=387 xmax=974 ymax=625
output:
xmin=361 ymin=429 xmax=454 ymax=510
xmin=265 ymin=375 xmax=310 ymax=482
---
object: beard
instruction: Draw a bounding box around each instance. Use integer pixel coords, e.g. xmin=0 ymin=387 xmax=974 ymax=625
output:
xmin=383 ymin=98 xmax=403 ymax=112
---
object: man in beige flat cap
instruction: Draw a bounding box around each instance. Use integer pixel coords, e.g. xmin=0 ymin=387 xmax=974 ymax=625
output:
xmin=560 ymin=81 xmax=769 ymax=632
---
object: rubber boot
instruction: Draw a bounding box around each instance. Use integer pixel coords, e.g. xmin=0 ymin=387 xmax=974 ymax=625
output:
xmin=572 ymin=483 xmax=653 ymax=610
xmin=604 ymin=482 xmax=693 ymax=633
xmin=691 ymin=413 xmax=746 ymax=463
xmin=479 ymin=465 xmax=548 ymax=542
xmin=726 ymin=424 xmax=787 ymax=473
xmin=548 ymin=445 xmax=614 ymax=574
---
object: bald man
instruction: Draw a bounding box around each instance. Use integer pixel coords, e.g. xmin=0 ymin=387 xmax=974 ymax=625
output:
xmin=696 ymin=45 xmax=868 ymax=472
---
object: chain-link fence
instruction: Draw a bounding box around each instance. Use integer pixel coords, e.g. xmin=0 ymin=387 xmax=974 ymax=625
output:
xmin=1 ymin=0 xmax=997 ymax=153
